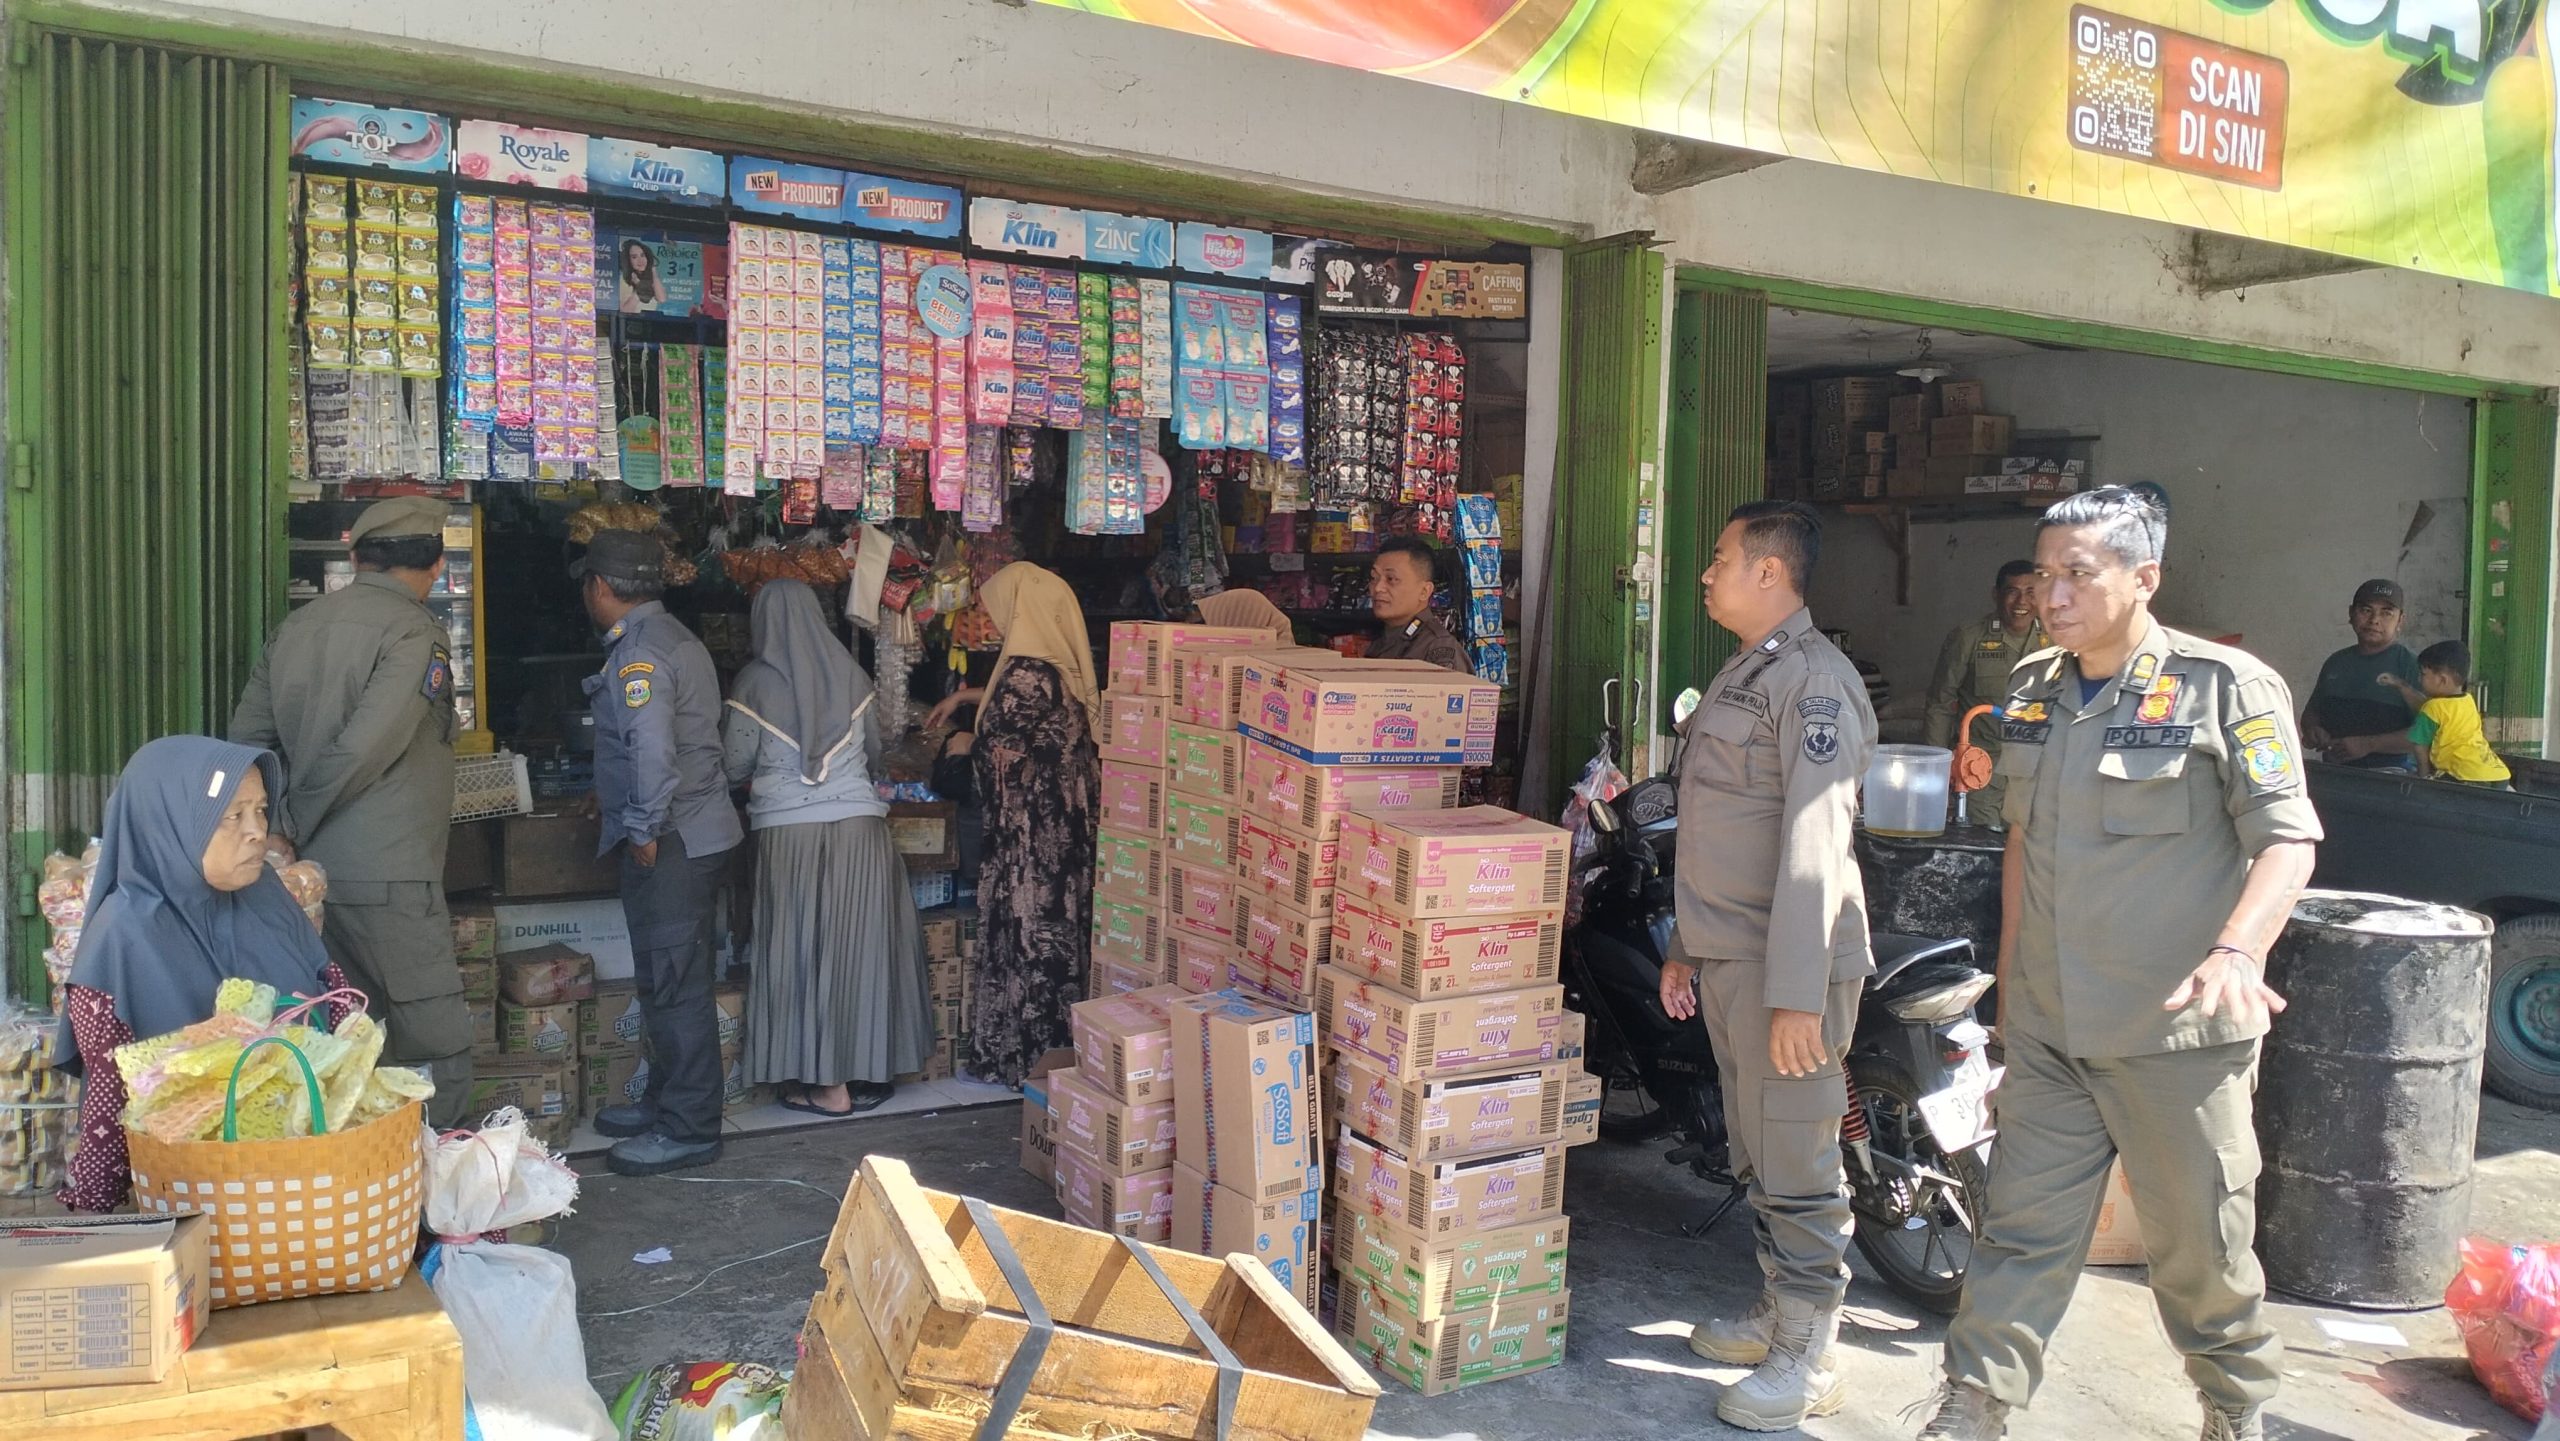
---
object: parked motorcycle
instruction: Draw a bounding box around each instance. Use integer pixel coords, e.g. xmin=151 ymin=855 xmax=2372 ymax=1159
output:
xmin=1562 ymin=703 xmax=1996 ymax=1313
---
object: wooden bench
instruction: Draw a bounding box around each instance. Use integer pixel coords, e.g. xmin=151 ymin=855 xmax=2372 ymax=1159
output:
xmin=0 ymin=1278 xmax=463 ymax=1441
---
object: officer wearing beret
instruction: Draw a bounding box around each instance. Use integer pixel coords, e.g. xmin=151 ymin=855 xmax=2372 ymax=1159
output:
xmin=573 ymin=530 xmax=742 ymax=1177
xmin=1914 ymin=487 xmax=2320 ymax=1441
xmin=230 ymin=495 xmax=469 ymax=1123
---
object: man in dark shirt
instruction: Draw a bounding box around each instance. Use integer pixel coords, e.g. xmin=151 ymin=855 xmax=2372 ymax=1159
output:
xmin=1364 ymin=536 xmax=1474 ymax=674
xmin=2300 ymin=579 xmax=2421 ymax=771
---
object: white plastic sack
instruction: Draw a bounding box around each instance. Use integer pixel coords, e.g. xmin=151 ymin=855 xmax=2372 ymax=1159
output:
xmin=424 ymin=1110 xmax=615 ymax=1441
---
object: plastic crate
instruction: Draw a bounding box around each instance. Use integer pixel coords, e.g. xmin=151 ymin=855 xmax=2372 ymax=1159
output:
xmin=452 ymin=751 xmax=532 ymax=823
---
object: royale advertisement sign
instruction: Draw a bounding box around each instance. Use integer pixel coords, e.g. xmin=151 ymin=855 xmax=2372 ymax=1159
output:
xmin=1037 ymin=0 xmax=2560 ymax=298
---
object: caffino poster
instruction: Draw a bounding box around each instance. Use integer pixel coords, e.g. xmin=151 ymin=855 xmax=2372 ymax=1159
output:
xmin=1038 ymin=1 xmax=2558 ymax=298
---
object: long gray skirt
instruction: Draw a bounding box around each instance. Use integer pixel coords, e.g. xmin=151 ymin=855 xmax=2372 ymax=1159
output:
xmin=742 ymin=814 xmax=933 ymax=1086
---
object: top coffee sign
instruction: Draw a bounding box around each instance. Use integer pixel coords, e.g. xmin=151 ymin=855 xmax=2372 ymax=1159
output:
xmin=2067 ymin=7 xmax=2288 ymax=190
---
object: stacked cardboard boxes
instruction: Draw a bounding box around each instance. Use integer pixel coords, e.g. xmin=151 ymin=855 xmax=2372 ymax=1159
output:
xmin=1163 ymin=990 xmax=1324 ymax=1311
xmin=1807 ymin=376 xmax=1895 ymax=501
xmin=1054 ymin=984 xmax=1186 ymax=1241
xmin=1314 ymin=803 xmax=1596 ymax=1395
xmin=918 ymin=909 xmax=978 ymax=1081
xmin=1093 ymin=622 xmax=1295 ymax=998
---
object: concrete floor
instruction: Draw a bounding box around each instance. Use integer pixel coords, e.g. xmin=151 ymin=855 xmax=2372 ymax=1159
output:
xmin=559 ymin=1095 xmax=2558 ymax=1439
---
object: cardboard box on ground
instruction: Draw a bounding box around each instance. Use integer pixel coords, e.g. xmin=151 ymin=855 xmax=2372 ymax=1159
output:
xmin=0 ymin=1214 xmax=210 ymax=1390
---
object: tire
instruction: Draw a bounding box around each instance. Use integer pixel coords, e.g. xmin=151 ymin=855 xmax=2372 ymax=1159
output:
xmin=1596 ymin=1058 xmax=1674 ymax=1143
xmin=1848 ymin=1056 xmax=1990 ymax=1315
xmin=2486 ymin=914 xmax=2560 ymax=1111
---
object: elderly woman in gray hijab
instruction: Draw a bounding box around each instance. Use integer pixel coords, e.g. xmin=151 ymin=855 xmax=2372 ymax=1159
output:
xmin=723 ymin=579 xmax=931 ymax=1116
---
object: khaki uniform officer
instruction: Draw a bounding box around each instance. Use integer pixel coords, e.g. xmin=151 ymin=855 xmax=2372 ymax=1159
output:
xmin=230 ymin=495 xmax=469 ymax=1125
xmin=1917 ymin=487 xmax=2319 ymax=1441
xmin=1664 ymin=501 xmax=1876 ymax=1433
xmin=1924 ymin=560 xmax=2044 ymax=823
xmin=1365 ymin=535 xmax=1476 ymax=675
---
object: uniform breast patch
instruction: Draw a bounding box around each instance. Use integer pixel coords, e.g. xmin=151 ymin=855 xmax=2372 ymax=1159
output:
xmin=623 ymin=677 xmax=653 ymax=708
xmin=424 ymin=644 xmax=452 ymax=701
xmin=1799 ymin=694 xmax=1843 ymax=763
xmin=2105 ymin=725 xmax=2194 ymax=748
xmin=2134 ymin=676 xmax=2183 ymax=725
xmin=2228 ymin=712 xmax=2296 ymax=794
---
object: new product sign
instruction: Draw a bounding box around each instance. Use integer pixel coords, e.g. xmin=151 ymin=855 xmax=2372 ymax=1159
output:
xmin=731 ymin=158 xmax=848 ymax=218
xmin=841 ymin=171 xmax=965 ymax=237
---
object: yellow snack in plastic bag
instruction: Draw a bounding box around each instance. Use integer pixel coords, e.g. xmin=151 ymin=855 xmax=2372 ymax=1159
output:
xmin=350 ymin=1066 xmax=433 ymax=1127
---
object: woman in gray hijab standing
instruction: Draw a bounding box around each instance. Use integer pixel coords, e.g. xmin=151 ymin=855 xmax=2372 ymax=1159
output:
xmin=724 ymin=579 xmax=931 ymax=1115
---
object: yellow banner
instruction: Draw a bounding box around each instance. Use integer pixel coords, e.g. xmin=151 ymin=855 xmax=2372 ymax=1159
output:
xmin=1039 ymin=1 xmax=2557 ymax=297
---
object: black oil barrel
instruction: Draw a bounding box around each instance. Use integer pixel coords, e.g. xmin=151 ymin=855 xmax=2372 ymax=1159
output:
xmin=2255 ymin=890 xmax=2493 ymax=1309
xmin=1858 ymin=825 xmax=2005 ymax=959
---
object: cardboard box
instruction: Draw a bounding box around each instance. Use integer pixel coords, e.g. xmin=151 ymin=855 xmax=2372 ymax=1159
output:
xmin=1562 ymin=1070 xmax=1601 ymax=1147
xmin=1095 ymin=825 xmax=1168 ymax=904
xmin=1336 ymin=807 xmax=1569 ymax=922
xmin=1885 ymin=466 xmax=1933 ymax=499
xmin=1175 ymin=645 xmax=1317 ymax=728
xmin=1053 ymin=1148 xmax=1174 ymax=1243
xmin=1163 ymin=787 xmax=1243 ymax=871
xmin=494 ymin=899 xmax=633 ymax=981
xmin=919 ymin=909 xmax=979 ymax=962
xmin=1339 ymin=1273 xmax=1569 ymax=1397
xmin=497 ymin=943 xmax=596 ymax=1006
xmin=1234 ymin=894 xmax=1335 ymax=996
xmin=1166 ymin=925 xmax=1241 ymax=993
xmin=458 ymin=957 xmax=498 ymax=1006
xmin=1090 ymin=891 xmax=1163 ymax=974
xmin=1321 ymin=968 xmax=1566 ymax=1083
xmin=712 ymin=982 xmax=746 ymax=1050
xmin=500 ymin=998 xmax=581 ymax=1060
xmin=1887 ymin=391 xmax=1935 ymax=435
xmin=1168 ymin=991 xmax=1321 ymax=1203
xmin=468 ymin=1056 xmax=571 ymax=1122
xmin=452 ymin=902 xmax=499 ymax=960
xmin=1331 ymin=1054 xmax=1568 ymax=1159
xmin=1099 ymin=760 xmax=1169 ymax=836
xmin=1047 ymin=1067 xmax=1177 ymax=1176
xmin=1018 ymin=1047 xmax=1078 ymax=1184
xmin=496 ymin=812 xmax=623 ymax=899
xmin=1099 ymin=693 xmax=1171 ymax=768
xmin=1240 ymin=741 xmax=1461 ymax=841
xmin=1170 ymin=1163 xmax=1321 ymax=1312
xmin=1231 ymin=957 xmax=1317 ymax=1012
xmin=1810 ymin=376 xmax=1895 ymax=419
xmin=1554 ymin=1010 xmax=1586 ymax=1063
xmin=1233 ymin=814 xmax=1340 ymax=912
xmin=1070 ymin=985 xmax=1184 ymax=1105
xmin=468 ymin=997 xmax=500 ymax=1055
xmin=1163 ymin=858 xmax=1237 ymax=941
xmin=1237 ymin=657 xmax=1501 ymax=767
xmin=1939 ymin=378 xmax=1987 ymax=416
xmin=578 ymin=980 xmax=644 ymax=1057
xmin=584 ymin=1050 xmax=647 ymax=1114
xmin=2086 ymin=1160 xmax=2146 ymax=1265
xmin=1335 ymin=1130 xmax=1566 ymax=1240
xmin=1090 ymin=955 xmax=1165 ymax=996
xmin=1107 ymin=621 xmax=1278 ymax=696
xmin=0 ymin=1214 xmax=210 ymax=1390
xmin=1334 ymin=1208 xmax=1569 ymax=1322
xmin=1166 ymin=721 xmax=1247 ymax=802
xmin=1330 ymin=900 xmax=1561 ymax=999
xmin=1929 ymin=413 xmax=2014 ymax=456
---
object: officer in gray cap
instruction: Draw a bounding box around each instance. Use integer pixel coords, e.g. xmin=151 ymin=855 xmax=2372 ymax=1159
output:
xmin=572 ymin=529 xmax=741 ymax=1177
xmin=231 ymin=495 xmax=469 ymax=1124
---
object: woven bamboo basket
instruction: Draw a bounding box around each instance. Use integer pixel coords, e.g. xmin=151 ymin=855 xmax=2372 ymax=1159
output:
xmin=126 ymin=1037 xmax=426 ymax=1309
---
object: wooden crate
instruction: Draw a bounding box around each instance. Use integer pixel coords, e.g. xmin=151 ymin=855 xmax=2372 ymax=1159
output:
xmin=783 ymin=1155 xmax=1377 ymax=1441
xmin=891 ymin=801 xmax=960 ymax=874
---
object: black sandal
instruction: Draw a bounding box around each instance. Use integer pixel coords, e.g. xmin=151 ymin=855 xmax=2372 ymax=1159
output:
xmin=777 ymin=1083 xmax=858 ymax=1120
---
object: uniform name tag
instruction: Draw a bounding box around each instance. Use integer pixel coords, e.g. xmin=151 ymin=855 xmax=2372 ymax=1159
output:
xmin=2002 ymin=720 xmax=2051 ymax=745
xmin=2104 ymin=725 xmax=2193 ymax=748
xmin=1715 ymin=686 xmax=1769 ymax=719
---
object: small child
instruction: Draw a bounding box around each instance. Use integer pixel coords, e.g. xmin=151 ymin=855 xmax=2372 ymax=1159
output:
xmin=2380 ymin=640 xmax=2512 ymax=787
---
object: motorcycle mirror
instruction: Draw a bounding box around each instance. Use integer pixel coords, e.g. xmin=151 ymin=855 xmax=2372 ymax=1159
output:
xmin=1590 ymin=800 xmax=1622 ymax=834
xmin=1671 ymin=687 xmax=1703 ymax=727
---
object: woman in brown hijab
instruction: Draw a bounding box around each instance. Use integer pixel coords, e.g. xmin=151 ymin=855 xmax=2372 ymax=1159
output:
xmin=1193 ymin=588 xmax=1295 ymax=645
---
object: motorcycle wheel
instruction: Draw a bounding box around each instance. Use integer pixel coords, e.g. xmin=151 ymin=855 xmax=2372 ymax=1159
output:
xmin=1847 ymin=1056 xmax=1988 ymax=1316
xmin=1595 ymin=1057 xmax=1674 ymax=1142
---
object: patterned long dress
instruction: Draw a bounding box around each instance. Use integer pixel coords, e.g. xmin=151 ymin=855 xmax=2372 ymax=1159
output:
xmin=967 ymin=658 xmax=1099 ymax=1088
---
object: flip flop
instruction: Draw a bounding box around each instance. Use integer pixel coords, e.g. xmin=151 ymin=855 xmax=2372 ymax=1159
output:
xmin=777 ymin=1085 xmax=858 ymax=1120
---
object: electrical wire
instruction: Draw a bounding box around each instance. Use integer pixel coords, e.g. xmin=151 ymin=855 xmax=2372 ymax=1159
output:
xmin=577 ymin=1174 xmax=843 ymax=1320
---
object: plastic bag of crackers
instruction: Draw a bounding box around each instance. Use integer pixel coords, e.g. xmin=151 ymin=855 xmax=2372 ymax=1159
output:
xmin=0 ymin=1005 xmax=74 ymax=1199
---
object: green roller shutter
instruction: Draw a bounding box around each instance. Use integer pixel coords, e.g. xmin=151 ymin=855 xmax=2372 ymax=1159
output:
xmin=2471 ymin=393 xmax=2556 ymax=753
xmin=1662 ymin=285 xmax=1769 ymax=711
xmin=1552 ymin=236 xmax=1663 ymax=779
xmin=4 ymin=28 xmax=292 ymax=996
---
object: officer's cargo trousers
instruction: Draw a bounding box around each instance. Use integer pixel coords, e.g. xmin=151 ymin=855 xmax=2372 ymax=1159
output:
xmin=1698 ymin=960 xmax=1863 ymax=1312
xmin=620 ymin=832 xmax=731 ymax=1144
xmin=1945 ymin=1031 xmax=2280 ymax=1412
xmin=323 ymin=881 xmax=471 ymax=1127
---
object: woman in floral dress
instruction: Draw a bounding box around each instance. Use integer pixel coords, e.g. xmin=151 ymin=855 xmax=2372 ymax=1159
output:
xmin=926 ymin=563 xmax=1100 ymax=1088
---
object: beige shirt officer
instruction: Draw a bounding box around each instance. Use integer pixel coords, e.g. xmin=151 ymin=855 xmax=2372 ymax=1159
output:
xmin=1659 ymin=502 xmax=1875 ymax=1432
xmin=1920 ymin=487 xmax=2319 ymax=1441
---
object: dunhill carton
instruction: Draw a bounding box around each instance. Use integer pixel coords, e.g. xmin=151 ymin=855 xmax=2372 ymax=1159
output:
xmin=1331 ymin=899 xmax=1562 ymax=999
xmin=1319 ymin=967 xmax=1566 ymax=1083
xmin=1336 ymin=807 xmax=1568 ymax=921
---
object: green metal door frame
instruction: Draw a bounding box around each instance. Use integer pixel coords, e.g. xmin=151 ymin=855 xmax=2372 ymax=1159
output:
xmin=1661 ymin=286 xmax=1769 ymax=716
xmin=1669 ymin=264 xmax=2557 ymax=756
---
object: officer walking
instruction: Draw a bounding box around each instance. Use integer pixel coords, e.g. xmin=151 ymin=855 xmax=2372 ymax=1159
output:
xmin=1914 ymin=487 xmax=2320 ymax=1441
xmin=1924 ymin=559 xmax=2043 ymax=824
xmin=1665 ymin=500 xmax=1876 ymax=1433
xmin=230 ymin=495 xmax=469 ymax=1125
xmin=572 ymin=530 xmax=743 ymax=1178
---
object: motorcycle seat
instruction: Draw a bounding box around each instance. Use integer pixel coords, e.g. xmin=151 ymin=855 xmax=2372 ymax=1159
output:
xmin=1870 ymin=932 xmax=1977 ymax=985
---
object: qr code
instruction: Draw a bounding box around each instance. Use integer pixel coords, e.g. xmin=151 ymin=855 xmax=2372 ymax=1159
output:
xmin=2069 ymin=9 xmax=2162 ymax=160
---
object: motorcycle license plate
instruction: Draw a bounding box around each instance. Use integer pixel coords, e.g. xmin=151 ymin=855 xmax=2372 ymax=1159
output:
xmin=1914 ymin=1052 xmax=1999 ymax=1153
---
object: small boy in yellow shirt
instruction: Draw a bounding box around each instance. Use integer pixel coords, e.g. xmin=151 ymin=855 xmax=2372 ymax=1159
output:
xmin=2380 ymin=640 xmax=2512 ymax=787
